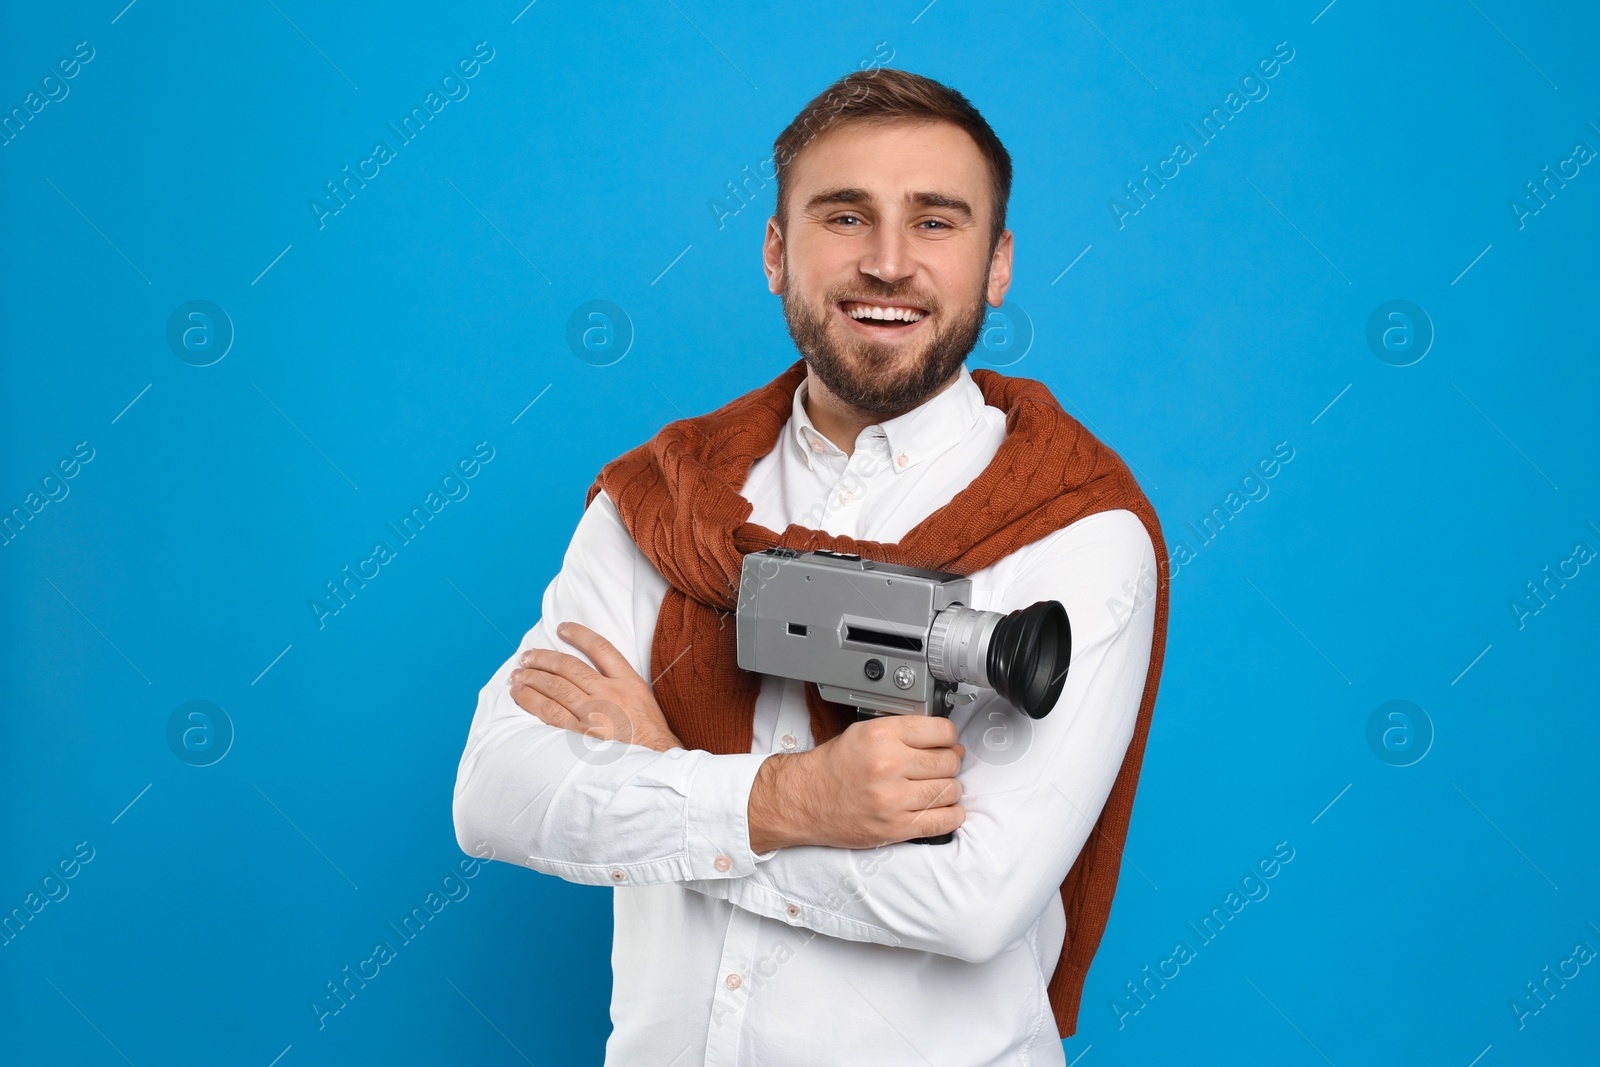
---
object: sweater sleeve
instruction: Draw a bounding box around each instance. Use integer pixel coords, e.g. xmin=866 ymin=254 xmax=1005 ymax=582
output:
xmin=452 ymin=490 xmax=773 ymax=885
xmin=675 ymin=509 xmax=1158 ymax=963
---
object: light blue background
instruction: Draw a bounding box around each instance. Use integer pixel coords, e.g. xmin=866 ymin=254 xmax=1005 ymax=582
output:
xmin=3 ymin=1 xmax=1596 ymax=1063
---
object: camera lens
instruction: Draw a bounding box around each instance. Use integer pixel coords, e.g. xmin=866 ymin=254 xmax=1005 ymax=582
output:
xmin=986 ymin=601 xmax=1071 ymax=719
xmin=928 ymin=601 xmax=1072 ymax=718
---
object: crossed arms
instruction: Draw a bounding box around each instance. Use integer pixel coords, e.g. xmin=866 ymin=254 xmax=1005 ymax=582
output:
xmin=451 ymin=490 xmax=1156 ymax=963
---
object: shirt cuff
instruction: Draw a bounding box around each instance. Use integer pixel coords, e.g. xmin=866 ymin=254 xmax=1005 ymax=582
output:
xmin=683 ymin=751 xmax=773 ymax=879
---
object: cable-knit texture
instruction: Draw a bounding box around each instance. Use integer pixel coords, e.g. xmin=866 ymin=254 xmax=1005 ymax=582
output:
xmin=585 ymin=356 xmax=1170 ymax=1038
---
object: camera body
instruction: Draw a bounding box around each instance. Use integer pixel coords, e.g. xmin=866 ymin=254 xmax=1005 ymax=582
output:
xmin=736 ymin=547 xmax=970 ymax=717
xmin=735 ymin=547 xmax=1072 ymax=721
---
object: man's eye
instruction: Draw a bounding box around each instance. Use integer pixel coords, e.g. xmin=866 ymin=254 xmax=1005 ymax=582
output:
xmin=920 ymin=219 xmax=950 ymax=231
xmin=831 ymin=214 xmax=863 ymax=226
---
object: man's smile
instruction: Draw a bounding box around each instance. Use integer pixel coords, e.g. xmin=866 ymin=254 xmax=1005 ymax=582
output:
xmin=837 ymin=299 xmax=930 ymax=341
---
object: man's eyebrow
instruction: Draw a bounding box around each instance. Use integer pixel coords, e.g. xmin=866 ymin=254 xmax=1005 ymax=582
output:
xmin=804 ymin=188 xmax=975 ymax=220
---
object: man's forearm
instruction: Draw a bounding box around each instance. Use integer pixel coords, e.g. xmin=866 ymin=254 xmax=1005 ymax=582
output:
xmin=456 ymin=663 xmax=775 ymax=883
xmin=747 ymin=752 xmax=810 ymax=853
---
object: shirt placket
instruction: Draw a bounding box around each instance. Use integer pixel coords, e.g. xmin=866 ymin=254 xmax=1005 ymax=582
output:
xmin=772 ymin=677 xmax=809 ymax=753
xmin=816 ymin=430 xmax=890 ymax=536
xmin=702 ymin=901 xmax=765 ymax=1065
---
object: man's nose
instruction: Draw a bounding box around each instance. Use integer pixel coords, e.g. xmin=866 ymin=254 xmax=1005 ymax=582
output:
xmin=858 ymin=222 xmax=916 ymax=286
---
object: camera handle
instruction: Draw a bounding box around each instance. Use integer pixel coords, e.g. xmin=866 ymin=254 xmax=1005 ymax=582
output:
xmin=854 ymin=705 xmax=955 ymax=846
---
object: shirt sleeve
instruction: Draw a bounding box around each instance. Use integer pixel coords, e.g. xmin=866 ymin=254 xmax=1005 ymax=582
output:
xmin=675 ymin=508 xmax=1159 ymax=963
xmin=452 ymin=489 xmax=774 ymax=886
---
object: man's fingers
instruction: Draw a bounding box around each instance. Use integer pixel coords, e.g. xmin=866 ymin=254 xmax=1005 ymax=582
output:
xmin=555 ymin=621 xmax=638 ymax=680
xmin=882 ymin=714 xmax=961 ymax=749
xmin=510 ymin=678 xmax=581 ymax=732
xmin=910 ymin=803 xmax=966 ymax=839
xmin=913 ymin=777 xmax=962 ymax=815
xmin=906 ymin=744 xmax=965 ymax=780
xmin=514 ymin=667 xmax=588 ymax=712
xmin=520 ymin=647 xmax=600 ymax=689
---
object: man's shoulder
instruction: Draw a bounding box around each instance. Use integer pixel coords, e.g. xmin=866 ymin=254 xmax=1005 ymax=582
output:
xmin=998 ymin=508 xmax=1156 ymax=587
xmin=568 ymin=488 xmax=643 ymax=561
xmin=986 ymin=509 xmax=1159 ymax=650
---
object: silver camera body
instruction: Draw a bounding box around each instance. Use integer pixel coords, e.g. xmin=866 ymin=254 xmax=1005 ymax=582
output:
xmin=735 ymin=547 xmax=1072 ymax=721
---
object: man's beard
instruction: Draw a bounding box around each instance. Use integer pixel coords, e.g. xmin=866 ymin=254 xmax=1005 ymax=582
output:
xmin=780 ymin=269 xmax=989 ymax=421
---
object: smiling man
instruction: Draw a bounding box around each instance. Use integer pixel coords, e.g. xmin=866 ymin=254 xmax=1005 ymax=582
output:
xmin=453 ymin=69 xmax=1170 ymax=1066
xmin=776 ymin=117 xmax=1000 ymax=439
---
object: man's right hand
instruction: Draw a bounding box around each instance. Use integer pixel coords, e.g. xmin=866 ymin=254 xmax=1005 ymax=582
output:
xmin=748 ymin=715 xmax=965 ymax=852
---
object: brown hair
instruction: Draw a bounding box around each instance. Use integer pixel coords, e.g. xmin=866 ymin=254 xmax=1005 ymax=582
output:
xmin=771 ymin=68 xmax=1013 ymax=253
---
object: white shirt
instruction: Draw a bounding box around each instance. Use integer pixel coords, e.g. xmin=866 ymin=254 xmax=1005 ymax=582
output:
xmin=452 ymin=362 xmax=1158 ymax=1066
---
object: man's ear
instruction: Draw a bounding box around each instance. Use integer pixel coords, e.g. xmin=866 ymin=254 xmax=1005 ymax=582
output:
xmin=763 ymin=217 xmax=785 ymax=295
xmin=986 ymin=228 xmax=1014 ymax=307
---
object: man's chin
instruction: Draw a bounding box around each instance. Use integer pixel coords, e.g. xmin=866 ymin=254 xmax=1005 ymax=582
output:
xmin=829 ymin=329 xmax=928 ymax=374
xmin=812 ymin=358 xmax=933 ymax=417
xmin=784 ymin=291 xmax=983 ymax=418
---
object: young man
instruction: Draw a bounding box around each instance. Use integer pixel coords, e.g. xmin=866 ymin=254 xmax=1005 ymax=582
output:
xmin=453 ymin=68 xmax=1168 ymax=1066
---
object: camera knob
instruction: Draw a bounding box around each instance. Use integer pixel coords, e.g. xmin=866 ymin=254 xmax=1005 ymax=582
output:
xmin=893 ymin=665 xmax=916 ymax=690
xmin=863 ymin=658 xmax=884 ymax=681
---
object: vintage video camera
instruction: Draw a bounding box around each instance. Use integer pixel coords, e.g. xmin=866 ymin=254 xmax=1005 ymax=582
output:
xmin=735 ymin=547 xmax=1072 ymax=844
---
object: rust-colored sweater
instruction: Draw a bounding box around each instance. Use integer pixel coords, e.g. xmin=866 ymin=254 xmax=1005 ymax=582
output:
xmin=586 ymin=357 xmax=1170 ymax=1037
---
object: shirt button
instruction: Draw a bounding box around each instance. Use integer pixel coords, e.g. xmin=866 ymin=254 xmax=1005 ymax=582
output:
xmin=780 ymin=733 xmax=798 ymax=750
xmin=609 ymin=868 xmax=625 ymax=882
xmin=713 ymin=854 xmax=733 ymax=872
xmin=896 ymin=453 xmax=909 ymax=468
xmin=838 ymin=489 xmax=854 ymax=505
xmin=725 ymin=972 xmax=743 ymax=990
xmin=786 ymin=902 xmax=801 ymax=918
xmin=810 ymin=437 xmax=825 ymax=453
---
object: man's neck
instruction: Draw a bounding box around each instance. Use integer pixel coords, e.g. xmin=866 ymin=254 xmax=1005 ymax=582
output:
xmin=803 ymin=365 xmax=960 ymax=459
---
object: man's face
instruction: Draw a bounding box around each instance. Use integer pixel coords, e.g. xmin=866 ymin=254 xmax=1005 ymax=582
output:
xmin=763 ymin=119 xmax=1013 ymax=420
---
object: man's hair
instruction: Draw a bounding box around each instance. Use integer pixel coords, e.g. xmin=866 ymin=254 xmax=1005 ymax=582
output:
xmin=771 ymin=68 xmax=1013 ymax=254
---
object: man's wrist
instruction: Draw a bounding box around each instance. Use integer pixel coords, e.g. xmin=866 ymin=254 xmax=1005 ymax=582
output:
xmin=748 ymin=751 xmax=807 ymax=854
xmin=647 ymin=732 xmax=685 ymax=753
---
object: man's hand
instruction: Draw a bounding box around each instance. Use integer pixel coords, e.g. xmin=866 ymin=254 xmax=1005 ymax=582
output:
xmin=749 ymin=715 xmax=966 ymax=852
xmin=510 ymin=622 xmax=685 ymax=754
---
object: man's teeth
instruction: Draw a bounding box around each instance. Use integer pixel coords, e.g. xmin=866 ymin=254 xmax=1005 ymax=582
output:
xmin=844 ymin=304 xmax=925 ymax=323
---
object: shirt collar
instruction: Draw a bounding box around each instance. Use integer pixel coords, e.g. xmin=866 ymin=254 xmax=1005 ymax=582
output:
xmin=789 ymin=362 xmax=985 ymax=474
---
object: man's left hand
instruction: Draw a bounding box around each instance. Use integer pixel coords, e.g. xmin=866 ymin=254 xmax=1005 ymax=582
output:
xmin=510 ymin=622 xmax=685 ymax=754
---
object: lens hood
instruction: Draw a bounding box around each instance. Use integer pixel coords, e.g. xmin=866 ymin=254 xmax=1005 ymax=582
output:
xmin=986 ymin=600 xmax=1071 ymax=718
